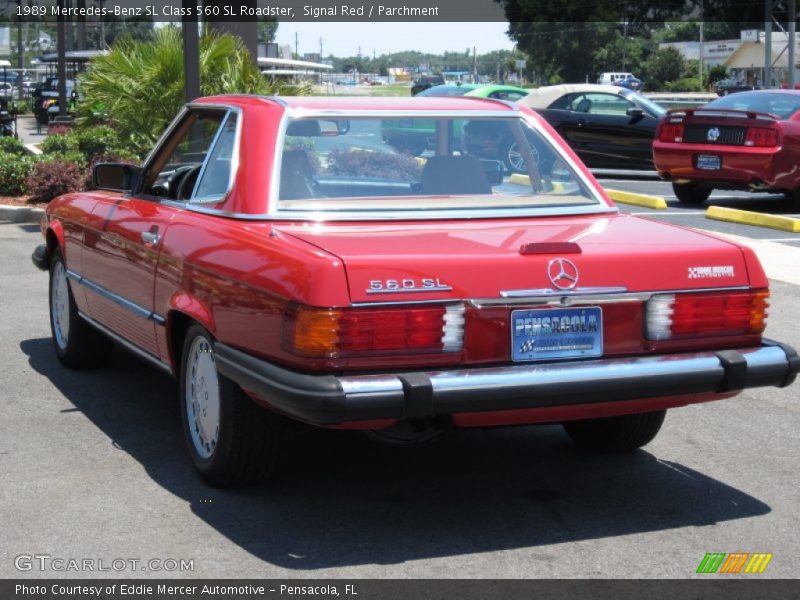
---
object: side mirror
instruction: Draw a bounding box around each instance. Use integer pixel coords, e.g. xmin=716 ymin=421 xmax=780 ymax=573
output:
xmin=626 ymin=107 xmax=645 ymax=119
xmin=93 ymin=163 xmax=141 ymax=192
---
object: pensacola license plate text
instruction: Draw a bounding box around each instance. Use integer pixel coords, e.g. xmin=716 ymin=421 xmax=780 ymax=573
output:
xmin=511 ymin=307 xmax=603 ymax=362
xmin=696 ymin=154 xmax=721 ymax=170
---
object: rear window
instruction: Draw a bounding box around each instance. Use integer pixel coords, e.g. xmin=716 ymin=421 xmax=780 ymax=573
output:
xmin=275 ymin=115 xmax=602 ymax=217
xmin=706 ymin=92 xmax=800 ymax=119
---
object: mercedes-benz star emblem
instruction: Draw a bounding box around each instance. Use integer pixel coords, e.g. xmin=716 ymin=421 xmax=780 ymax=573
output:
xmin=547 ymin=258 xmax=579 ymax=290
xmin=707 ymin=127 xmax=721 ymax=142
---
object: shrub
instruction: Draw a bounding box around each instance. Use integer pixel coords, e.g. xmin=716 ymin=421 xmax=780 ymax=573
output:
xmin=26 ymin=160 xmax=86 ymax=203
xmin=326 ymin=150 xmax=422 ymax=181
xmin=0 ymin=136 xmax=26 ymax=155
xmin=0 ymin=155 xmax=38 ymax=196
xmin=72 ymin=126 xmax=140 ymax=163
xmin=40 ymin=131 xmax=79 ymax=157
xmin=665 ymin=77 xmax=705 ymax=92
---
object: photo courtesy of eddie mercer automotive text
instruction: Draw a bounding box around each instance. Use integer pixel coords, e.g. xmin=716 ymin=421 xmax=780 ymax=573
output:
xmin=31 ymin=94 xmax=799 ymax=488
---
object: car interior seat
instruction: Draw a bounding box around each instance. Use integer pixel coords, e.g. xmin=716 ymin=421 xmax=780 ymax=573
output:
xmin=279 ymin=150 xmax=317 ymax=200
xmin=575 ymin=98 xmax=592 ymax=113
xmin=420 ymin=155 xmax=492 ymax=195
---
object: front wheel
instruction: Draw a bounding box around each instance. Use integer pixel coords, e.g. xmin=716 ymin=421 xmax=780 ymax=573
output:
xmin=500 ymin=138 xmax=538 ymax=175
xmin=562 ymin=410 xmax=666 ymax=452
xmin=179 ymin=324 xmax=284 ymax=487
xmin=672 ymin=181 xmax=712 ymax=204
xmin=49 ymin=249 xmax=113 ymax=368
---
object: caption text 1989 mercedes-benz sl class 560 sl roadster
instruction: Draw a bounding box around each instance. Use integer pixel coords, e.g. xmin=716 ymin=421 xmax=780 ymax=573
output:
xmin=32 ymin=95 xmax=798 ymax=487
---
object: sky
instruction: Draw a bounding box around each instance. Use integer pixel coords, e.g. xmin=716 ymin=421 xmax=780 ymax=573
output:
xmin=274 ymin=22 xmax=515 ymax=57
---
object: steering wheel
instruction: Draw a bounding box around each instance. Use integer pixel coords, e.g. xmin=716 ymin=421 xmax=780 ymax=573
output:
xmin=174 ymin=165 xmax=203 ymax=201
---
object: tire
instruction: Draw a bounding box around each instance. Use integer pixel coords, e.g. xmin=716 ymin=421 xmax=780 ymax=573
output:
xmin=563 ymin=410 xmax=666 ymax=452
xmin=785 ymin=188 xmax=800 ymax=210
xmin=49 ymin=249 xmax=113 ymax=368
xmin=672 ymin=181 xmax=712 ymax=204
xmin=179 ymin=324 xmax=284 ymax=487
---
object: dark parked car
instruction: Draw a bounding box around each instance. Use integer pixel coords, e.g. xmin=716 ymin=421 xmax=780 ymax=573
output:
xmin=714 ymin=79 xmax=760 ymax=96
xmin=520 ymin=84 xmax=665 ymax=170
xmin=411 ymin=75 xmax=445 ymax=96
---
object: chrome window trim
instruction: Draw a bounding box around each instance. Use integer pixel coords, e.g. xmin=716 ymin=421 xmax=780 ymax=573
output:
xmin=67 ymin=269 xmax=166 ymax=325
xmin=262 ymin=109 xmax=613 ymax=222
xmin=138 ymin=103 xmax=242 ymax=205
xmin=78 ymin=311 xmax=172 ymax=373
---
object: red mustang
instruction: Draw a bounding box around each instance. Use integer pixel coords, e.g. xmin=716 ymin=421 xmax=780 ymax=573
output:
xmin=32 ymin=96 xmax=798 ymax=487
xmin=653 ymin=90 xmax=800 ymax=205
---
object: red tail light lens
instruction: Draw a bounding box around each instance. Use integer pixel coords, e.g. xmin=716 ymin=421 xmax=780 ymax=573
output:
xmin=283 ymin=303 xmax=465 ymax=358
xmin=658 ymin=122 xmax=684 ymax=143
xmin=646 ymin=291 xmax=769 ymax=340
xmin=744 ymin=127 xmax=778 ymax=147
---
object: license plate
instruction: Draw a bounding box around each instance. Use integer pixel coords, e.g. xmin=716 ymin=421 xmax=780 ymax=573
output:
xmin=511 ymin=307 xmax=603 ymax=362
xmin=696 ymin=154 xmax=721 ymax=170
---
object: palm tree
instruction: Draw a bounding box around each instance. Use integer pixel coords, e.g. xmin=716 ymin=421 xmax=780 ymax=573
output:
xmin=77 ymin=27 xmax=308 ymax=154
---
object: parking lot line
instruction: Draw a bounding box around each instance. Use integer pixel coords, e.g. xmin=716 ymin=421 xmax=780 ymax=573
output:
xmin=630 ymin=211 xmax=707 ymax=216
xmin=605 ymin=189 xmax=668 ymax=210
xmin=706 ymin=206 xmax=800 ymax=233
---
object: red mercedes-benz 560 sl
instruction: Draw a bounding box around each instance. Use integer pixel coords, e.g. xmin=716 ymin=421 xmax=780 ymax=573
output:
xmin=32 ymin=95 xmax=798 ymax=487
xmin=653 ymin=90 xmax=800 ymax=205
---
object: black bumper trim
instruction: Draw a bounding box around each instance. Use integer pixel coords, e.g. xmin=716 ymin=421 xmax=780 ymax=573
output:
xmin=213 ymin=340 xmax=798 ymax=427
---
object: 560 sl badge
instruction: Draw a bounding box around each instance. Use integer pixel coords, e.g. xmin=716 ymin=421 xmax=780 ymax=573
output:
xmin=367 ymin=278 xmax=452 ymax=294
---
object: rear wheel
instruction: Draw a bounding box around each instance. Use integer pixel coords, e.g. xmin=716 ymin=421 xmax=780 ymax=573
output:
xmin=49 ymin=249 xmax=113 ymax=368
xmin=785 ymin=188 xmax=800 ymax=209
xmin=672 ymin=181 xmax=712 ymax=205
xmin=179 ymin=324 xmax=284 ymax=487
xmin=563 ymin=410 xmax=666 ymax=452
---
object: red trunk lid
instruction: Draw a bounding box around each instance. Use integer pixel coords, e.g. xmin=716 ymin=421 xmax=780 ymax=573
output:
xmin=277 ymin=214 xmax=752 ymax=303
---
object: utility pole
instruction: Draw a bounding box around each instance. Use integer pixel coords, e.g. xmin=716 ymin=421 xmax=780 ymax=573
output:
xmin=16 ymin=0 xmax=24 ymax=100
xmin=765 ymin=0 xmax=772 ymax=88
xmin=182 ymin=0 xmax=200 ymax=102
xmin=76 ymin=0 xmax=86 ymax=51
xmin=295 ymin=32 xmax=298 ymax=59
xmin=790 ymin=0 xmax=797 ymax=89
xmin=56 ymin=0 xmax=67 ymax=118
xmin=699 ymin=0 xmax=704 ymax=83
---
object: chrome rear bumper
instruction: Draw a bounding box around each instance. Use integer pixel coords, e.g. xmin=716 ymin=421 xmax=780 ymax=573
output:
xmin=214 ymin=340 xmax=798 ymax=426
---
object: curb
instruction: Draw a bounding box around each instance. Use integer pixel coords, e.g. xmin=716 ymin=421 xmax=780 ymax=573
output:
xmin=706 ymin=206 xmax=800 ymax=233
xmin=604 ymin=189 xmax=668 ymax=210
xmin=0 ymin=204 xmax=45 ymax=224
xmin=507 ymin=173 xmax=566 ymax=192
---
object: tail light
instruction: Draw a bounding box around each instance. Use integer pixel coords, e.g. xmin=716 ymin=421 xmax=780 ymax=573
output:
xmin=645 ymin=290 xmax=768 ymax=340
xmin=744 ymin=127 xmax=778 ymax=147
xmin=658 ymin=122 xmax=684 ymax=143
xmin=283 ymin=303 xmax=465 ymax=358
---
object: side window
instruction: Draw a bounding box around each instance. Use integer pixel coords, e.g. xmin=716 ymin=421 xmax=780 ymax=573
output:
xmin=583 ymin=93 xmax=634 ymax=115
xmin=192 ymin=115 xmax=238 ymax=202
xmin=142 ymin=110 xmax=230 ymax=202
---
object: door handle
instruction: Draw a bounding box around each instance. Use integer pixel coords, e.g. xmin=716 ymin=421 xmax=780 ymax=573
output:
xmin=577 ymin=119 xmax=587 ymax=126
xmin=141 ymin=230 xmax=160 ymax=246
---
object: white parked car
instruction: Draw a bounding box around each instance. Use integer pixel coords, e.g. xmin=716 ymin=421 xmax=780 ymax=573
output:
xmin=597 ymin=72 xmax=636 ymax=85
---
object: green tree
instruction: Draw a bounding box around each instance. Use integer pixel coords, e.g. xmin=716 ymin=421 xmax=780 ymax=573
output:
xmin=77 ymin=27 xmax=307 ymax=154
xmin=643 ymin=46 xmax=685 ymax=88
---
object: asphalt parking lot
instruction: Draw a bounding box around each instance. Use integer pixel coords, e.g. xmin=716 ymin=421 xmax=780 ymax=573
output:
xmin=597 ymin=176 xmax=800 ymax=247
xmin=0 ymin=219 xmax=798 ymax=579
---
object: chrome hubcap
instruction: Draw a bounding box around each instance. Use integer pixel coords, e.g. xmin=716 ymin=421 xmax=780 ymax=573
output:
xmin=185 ymin=336 xmax=221 ymax=459
xmin=507 ymin=142 xmax=539 ymax=172
xmin=51 ymin=261 xmax=70 ymax=350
